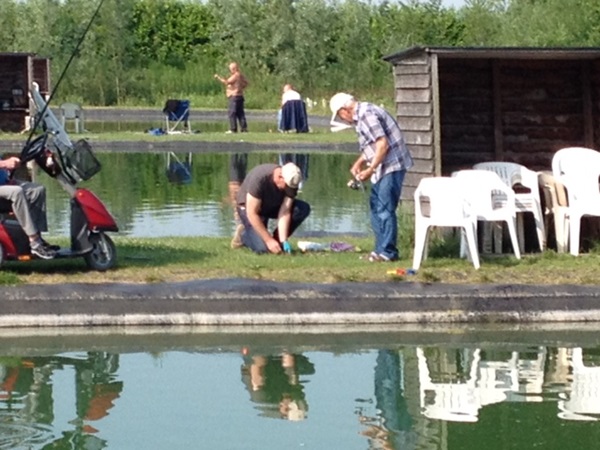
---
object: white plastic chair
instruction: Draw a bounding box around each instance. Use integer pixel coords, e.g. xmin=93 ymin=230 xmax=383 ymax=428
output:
xmin=473 ymin=162 xmax=546 ymax=252
xmin=60 ymin=102 xmax=85 ymax=133
xmin=413 ymin=176 xmax=480 ymax=270
xmin=552 ymin=147 xmax=600 ymax=256
xmin=453 ymin=170 xmax=522 ymax=260
xmin=538 ymin=171 xmax=569 ymax=253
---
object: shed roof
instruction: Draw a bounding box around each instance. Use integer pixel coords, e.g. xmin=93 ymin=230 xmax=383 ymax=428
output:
xmin=383 ymin=46 xmax=600 ymax=62
xmin=0 ymin=52 xmax=36 ymax=58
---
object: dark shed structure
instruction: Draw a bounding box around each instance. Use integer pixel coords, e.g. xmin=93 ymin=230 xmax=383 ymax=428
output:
xmin=0 ymin=52 xmax=51 ymax=133
xmin=383 ymin=46 xmax=600 ymax=202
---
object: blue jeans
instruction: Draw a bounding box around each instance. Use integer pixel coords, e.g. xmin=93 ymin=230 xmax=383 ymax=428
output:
xmin=369 ymin=170 xmax=405 ymax=260
xmin=237 ymin=200 xmax=311 ymax=254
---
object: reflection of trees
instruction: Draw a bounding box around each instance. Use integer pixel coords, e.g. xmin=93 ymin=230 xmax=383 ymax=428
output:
xmin=0 ymin=352 xmax=122 ymax=449
xmin=44 ymin=151 xmax=368 ymax=237
xmin=240 ymin=351 xmax=315 ymax=421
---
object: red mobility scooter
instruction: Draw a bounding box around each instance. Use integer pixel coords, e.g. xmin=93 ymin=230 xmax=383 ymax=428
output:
xmin=0 ymin=83 xmax=118 ymax=270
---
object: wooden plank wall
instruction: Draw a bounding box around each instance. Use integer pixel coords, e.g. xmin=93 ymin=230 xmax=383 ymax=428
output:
xmin=499 ymin=59 xmax=586 ymax=170
xmin=393 ymin=53 xmax=434 ymax=203
xmin=438 ymin=58 xmax=495 ymax=175
xmin=588 ymin=60 xmax=600 ymax=150
xmin=33 ymin=58 xmax=51 ymax=95
xmin=437 ymin=58 xmax=595 ymax=174
xmin=0 ymin=54 xmax=31 ymax=132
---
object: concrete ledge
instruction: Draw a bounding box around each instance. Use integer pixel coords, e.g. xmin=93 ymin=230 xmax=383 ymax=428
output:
xmin=1 ymin=278 xmax=600 ymax=327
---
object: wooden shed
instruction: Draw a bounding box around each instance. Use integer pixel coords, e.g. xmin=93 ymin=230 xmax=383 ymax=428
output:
xmin=383 ymin=46 xmax=600 ymax=202
xmin=0 ymin=52 xmax=51 ymax=133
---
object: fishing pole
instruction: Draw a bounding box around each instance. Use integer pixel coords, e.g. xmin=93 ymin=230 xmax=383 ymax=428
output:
xmin=24 ymin=0 xmax=106 ymax=147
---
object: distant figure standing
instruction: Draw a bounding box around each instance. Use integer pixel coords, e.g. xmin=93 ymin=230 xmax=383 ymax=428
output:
xmin=214 ymin=62 xmax=249 ymax=133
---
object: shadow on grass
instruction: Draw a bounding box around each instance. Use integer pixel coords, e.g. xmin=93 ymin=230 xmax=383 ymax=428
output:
xmin=0 ymin=239 xmax=211 ymax=282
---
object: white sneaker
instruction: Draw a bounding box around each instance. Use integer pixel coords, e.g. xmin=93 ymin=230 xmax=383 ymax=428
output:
xmin=225 ymin=130 xmax=235 ymax=134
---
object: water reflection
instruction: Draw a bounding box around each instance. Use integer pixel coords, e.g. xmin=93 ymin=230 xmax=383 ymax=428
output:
xmin=2 ymin=327 xmax=600 ymax=449
xmin=165 ymin=152 xmax=193 ymax=185
xmin=241 ymin=351 xmax=314 ymax=421
xmin=0 ymin=352 xmax=121 ymax=449
xmin=41 ymin=152 xmax=370 ymax=238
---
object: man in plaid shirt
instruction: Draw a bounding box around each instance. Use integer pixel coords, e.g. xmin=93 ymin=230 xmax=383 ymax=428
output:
xmin=330 ymin=93 xmax=413 ymax=262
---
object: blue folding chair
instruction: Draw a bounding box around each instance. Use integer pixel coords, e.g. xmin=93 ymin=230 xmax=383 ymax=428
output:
xmin=163 ymin=99 xmax=191 ymax=134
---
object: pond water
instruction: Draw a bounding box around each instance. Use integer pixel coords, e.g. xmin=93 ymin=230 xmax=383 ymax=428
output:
xmin=2 ymin=325 xmax=600 ymax=449
xmin=39 ymin=151 xmax=370 ymax=239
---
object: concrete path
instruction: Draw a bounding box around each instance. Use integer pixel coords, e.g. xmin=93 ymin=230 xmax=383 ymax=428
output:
xmin=1 ymin=278 xmax=599 ymax=327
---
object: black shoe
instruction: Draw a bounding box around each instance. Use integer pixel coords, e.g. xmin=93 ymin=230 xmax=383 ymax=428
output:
xmin=40 ymin=239 xmax=60 ymax=251
xmin=30 ymin=242 xmax=56 ymax=260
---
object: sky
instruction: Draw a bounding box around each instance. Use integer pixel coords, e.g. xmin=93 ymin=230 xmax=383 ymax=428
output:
xmin=442 ymin=0 xmax=466 ymax=7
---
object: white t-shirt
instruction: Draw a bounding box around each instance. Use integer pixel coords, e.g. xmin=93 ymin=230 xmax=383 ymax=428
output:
xmin=282 ymin=89 xmax=302 ymax=104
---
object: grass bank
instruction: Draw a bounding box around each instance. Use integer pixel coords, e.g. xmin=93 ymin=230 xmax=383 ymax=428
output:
xmin=0 ymin=235 xmax=598 ymax=286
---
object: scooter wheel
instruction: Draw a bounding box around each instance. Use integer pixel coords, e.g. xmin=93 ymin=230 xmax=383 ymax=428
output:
xmin=83 ymin=233 xmax=116 ymax=271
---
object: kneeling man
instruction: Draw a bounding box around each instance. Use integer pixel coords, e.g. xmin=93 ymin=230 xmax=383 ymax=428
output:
xmin=232 ymin=162 xmax=310 ymax=254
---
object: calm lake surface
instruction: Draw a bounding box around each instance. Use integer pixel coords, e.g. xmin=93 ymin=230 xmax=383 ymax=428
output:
xmin=2 ymin=325 xmax=600 ymax=449
xmin=38 ymin=151 xmax=370 ymax=238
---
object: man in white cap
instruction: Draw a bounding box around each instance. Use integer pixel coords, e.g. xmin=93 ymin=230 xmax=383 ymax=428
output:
xmin=329 ymin=93 xmax=413 ymax=262
xmin=232 ymin=162 xmax=310 ymax=254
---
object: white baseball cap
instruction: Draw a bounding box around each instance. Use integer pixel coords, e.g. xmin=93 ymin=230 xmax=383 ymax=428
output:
xmin=329 ymin=92 xmax=355 ymax=132
xmin=281 ymin=162 xmax=302 ymax=197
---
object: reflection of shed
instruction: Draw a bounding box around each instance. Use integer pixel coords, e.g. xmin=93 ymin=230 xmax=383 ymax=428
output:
xmin=383 ymin=47 xmax=600 ymax=201
xmin=0 ymin=52 xmax=51 ymax=132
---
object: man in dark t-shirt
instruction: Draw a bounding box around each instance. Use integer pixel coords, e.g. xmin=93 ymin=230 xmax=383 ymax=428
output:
xmin=233 ymin=162 xmax=310 ymax=254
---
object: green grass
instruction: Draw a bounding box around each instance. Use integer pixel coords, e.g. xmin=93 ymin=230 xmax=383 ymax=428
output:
xmin=1 ymin=235 xmax=598 ymax=286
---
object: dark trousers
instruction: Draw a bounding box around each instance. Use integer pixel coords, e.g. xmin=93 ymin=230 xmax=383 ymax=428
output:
xmin=228 ymin=95 xmax=248 ymax=132
xmin=236 ymin=200 xmax=311 ymax=253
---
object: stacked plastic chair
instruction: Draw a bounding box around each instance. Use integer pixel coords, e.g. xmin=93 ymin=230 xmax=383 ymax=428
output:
xmin=552 ymin=147 xmax=600 ymax=256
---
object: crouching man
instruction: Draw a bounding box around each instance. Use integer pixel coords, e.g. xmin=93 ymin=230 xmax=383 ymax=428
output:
xmin=232 ymin=162 xmax=310 ymax=254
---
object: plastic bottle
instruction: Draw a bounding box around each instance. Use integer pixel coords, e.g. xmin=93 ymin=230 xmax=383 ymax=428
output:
xmin=298 ymin=241 xmax=327 ymax=252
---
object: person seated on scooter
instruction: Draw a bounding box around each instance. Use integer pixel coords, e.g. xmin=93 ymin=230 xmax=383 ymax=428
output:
xmin=0 ymin=156 xmax=58 ymax=259
xmin=232 ymin=162 xmax=310 ymax=254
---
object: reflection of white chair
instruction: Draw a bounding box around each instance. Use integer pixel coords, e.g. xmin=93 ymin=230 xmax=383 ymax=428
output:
xmin=417 ymin=347 xmax=482 ymax=422
xmin=413 ymin=177 xmax=480 ymax=270
xmin=473 ymin=162 xmax=546 ymax=252
xmin=538 ymin=171 xmax=569 ymax=253
xmin=558 ymin=347 xmax=600 ymax=421
xmin=453 ymin=170 xmax=521 ymax=260
xmin=513 ymin=347 xmax=546 ymax=401
xmin=478 ymin=348 xmax=546 ymax=403
xmin=60 ymin=102 xmax=85 ymax=133
xmin=552 ymin=147 xmax=600 ymax=255
xmin=477 ymin=352 xmax=518 ymax=406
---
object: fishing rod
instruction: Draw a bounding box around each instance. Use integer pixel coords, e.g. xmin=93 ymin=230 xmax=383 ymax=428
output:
xmin=24 ymin=0 xmax=106 ymax=148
